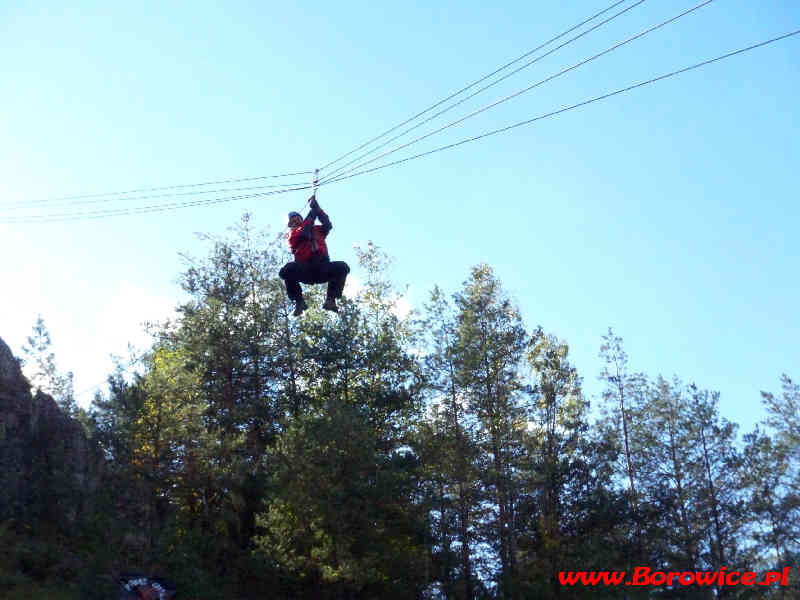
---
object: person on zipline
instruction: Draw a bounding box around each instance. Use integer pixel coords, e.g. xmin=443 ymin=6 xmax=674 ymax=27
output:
xmin=279 ymin=195 xmax=349 ymax=316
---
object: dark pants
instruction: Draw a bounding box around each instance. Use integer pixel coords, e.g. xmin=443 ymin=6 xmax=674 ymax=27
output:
xmin=279 ymin=259 xmax=350 ymax=303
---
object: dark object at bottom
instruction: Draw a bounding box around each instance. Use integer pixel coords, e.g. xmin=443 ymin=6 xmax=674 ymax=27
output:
xmin=119 ymin=573 xmax=176 ymax=599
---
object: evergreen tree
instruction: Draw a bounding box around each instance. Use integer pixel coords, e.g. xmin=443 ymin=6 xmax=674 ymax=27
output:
xmin=163 ymin=215 xmax=292 ymax=582
xmin=631 ymin=376 xmax=708 ymax=591
xmin=255 ymin=242 xmax=429 ymax=598
xmin=452 ymin=265 xmax=528 ymax=600
xmin=761 ymin=375 xmax=800 ymax=478
xmin=598 ymin=329 xmax=642 ymax=506
xmin=521 ymin=330 xmax=587 ymax=598
xmin=21 ymin=315 xmax=77 ymax=415
xmin=687 ymin=386 xmax=746 ymax=582
xmin=740 ymin=375 xmax=800 ymax=597
xmin=597 ymin=329 xmax=650 ymax=575
xmin=741 ymin=430 xmax=796 ymax=593
xmin=418 ymin=285 xmax=484 ymax=599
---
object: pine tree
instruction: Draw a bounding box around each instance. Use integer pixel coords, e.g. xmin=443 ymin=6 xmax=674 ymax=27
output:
xmin=740 ymin=375 xmax=800 ymax=597
xmin=637 ymin=377 xmax=704 ymax=575
xmin=166 ymin=216 xmax=294 ymax=574
xmin=21 ymin=315 xmax=77 ymax=415
xmin=452 ymin=265 xmax=528 ymax=600
xmin=687 ymin=386 xmax=746 ymax=582
xmin=597 ymin=329 xmax=651 ymax=574
xmin=761 ymin=375 xmax=800 ymax=474
xmin=522 ymin=330 xmax=588 ymax=598
xmin=598 ymin=329 xmax=641 ymax=506
xmin=418 ymin=285 xmax=484 ymax=599
xmin=255 ymin=242 xmax=429 ymax=598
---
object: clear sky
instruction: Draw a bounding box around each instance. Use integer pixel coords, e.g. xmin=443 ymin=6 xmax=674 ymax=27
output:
xmin=1 ymin=1 xmax=798 ymax=435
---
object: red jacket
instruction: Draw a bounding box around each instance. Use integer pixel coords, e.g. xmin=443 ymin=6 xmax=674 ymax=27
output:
xmin=287 ymin=210 xmax=331 ymax=262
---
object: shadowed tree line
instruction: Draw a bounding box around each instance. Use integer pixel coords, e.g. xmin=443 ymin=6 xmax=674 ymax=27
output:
xmin=2 ymin=215 xmax=797 ymax=599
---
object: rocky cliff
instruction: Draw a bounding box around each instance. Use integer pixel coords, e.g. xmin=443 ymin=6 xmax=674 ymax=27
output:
xmin=0 ymin=335 xmax=102 ymax=525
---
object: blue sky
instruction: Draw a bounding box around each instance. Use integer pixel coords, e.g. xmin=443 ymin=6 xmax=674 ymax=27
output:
xmin=1 ymin=1 xmax=798 ymax=435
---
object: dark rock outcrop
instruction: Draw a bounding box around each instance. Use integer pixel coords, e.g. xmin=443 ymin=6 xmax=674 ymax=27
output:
xmin=0 ymin=335 xmax=103 ymax=525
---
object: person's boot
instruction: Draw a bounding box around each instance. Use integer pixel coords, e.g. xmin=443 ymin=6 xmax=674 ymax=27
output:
xmin=322 ymin=296 xmax=338 ymax=313
xmin=293 ymin=297 xmax=308 ymax=317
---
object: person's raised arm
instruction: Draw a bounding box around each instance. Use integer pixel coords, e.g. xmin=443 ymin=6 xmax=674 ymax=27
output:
xmin=310 ymin=196 xmax=332 ymax=235
xmin=300 ymin=196 xmax=318 ymax=238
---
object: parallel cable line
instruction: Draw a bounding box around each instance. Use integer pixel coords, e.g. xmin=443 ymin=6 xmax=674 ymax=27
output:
xmin=320 ymin=0 xmax=714 ymax=183
xmin=319 ymin=0 xmax=647 ymax=183
xmin=1 ymin=185 xmax=313 ymax=224
xmin=0 ymin=181 xmax=309 ymax=212
xmin=9 ymin=26 xmax=795 ymax=223
xmin=319 ymin=0 xmax=633 ymax=173
xmin=318 ymin=29 xmax=800 ymax=187
xmin=12 ymin=170 xmax=313 ymax=207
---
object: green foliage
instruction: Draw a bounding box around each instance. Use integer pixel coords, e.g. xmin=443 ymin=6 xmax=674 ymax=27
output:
xmin=21 ymin=315 xmax=77 ymax=416
xmin=1 ymin=582 xmax=80 ymax=600
xmin=741 ymin=377 xmax=800 ymax=599
xmin=0 ymin=521 xmax=100 ymax=600
xmin=254 ymin=242 xmax=428 ymax=598
xmin=9 ymin=215 xmax=797 ymax=599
